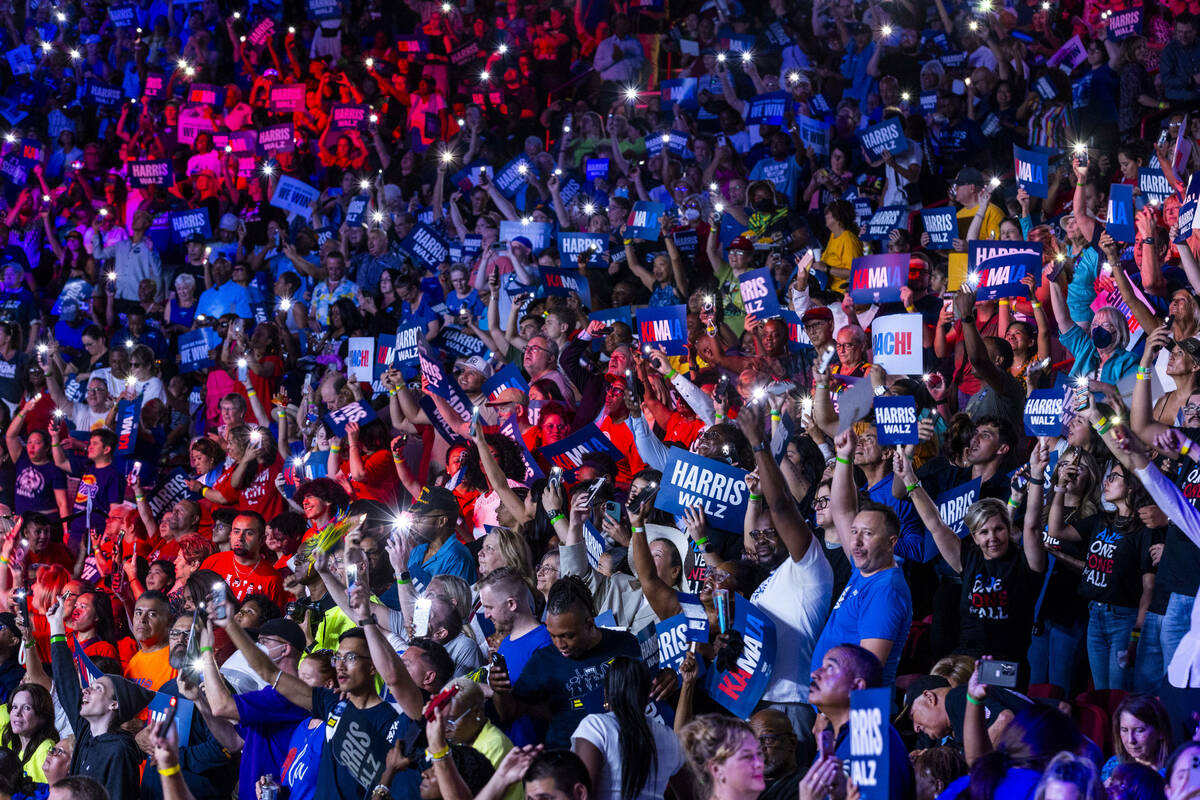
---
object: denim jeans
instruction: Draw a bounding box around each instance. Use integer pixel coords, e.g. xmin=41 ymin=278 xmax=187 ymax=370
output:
xmin=1028 ymin=616 xmax=1088 ymax=693
xmin=1087 ymin=602 xmax=1139 ymax=691
xmin=1133 ymin=612 xmax=1165 ymax=693
xmin=1161 ymin=592 xmax=1197 ymax=669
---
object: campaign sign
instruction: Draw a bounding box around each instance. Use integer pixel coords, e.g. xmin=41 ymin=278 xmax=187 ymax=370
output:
xmin=346 ymin=337 xmax=373 ymax=382
xmin=921 ymin=207 xmax=956 ymax=249
xmin=702 ymin=599 xmax=776 ymax=719
xmin=1024 ymin=389 xmax=1064 ymax=437
xmin=656 ymin=614 xmax=700 ymax=675
xmin=1178 ymin=202 xmax=1197 ymax=244
xmin=655 ymin=447 xmax=749 ymax=533
xmin=482 ymin=364 xmax=529 ymax=401
xmin=1014 ymin=146 xmax=1049 ymax=198
xmin=850 ymin=254 xmax=907 ymax=304
xmin=393 ymin=324 xmax=422 ymax=368
xmin=589 ymin=305 xmax=633 ymax=332
xmin=168 ymin=209 xmax=212 ymax=244
xmin=345 ymin=195 xmax=370 ymax=227
xmin=1049 ymin=35 xmax=1087 ymax=71
xmin=431 ymin=326 xmax=488 ymax=361
xmin=539 ymin=268 xmax=591 ymax=307
xmin=269 ymin=84 xmax=306 ymax=112
xmin=178 ymin=327 xmax=220 ymax=372
xmin=128 ymin=160 xmax=173 ymax=189
xmin=863 ymin=206 xmax=906 ymax=241
xmin=115 ymin=396 xmax=142 ymax=457
xmin=270 ymin=176 xmax=319 ymax=217
xmin=966 ymin=241 xmax=1044 ymax=300
xmin=637 ymin=304 xmax=688 ymax=357
xmin=500 ymin=220 xmax=553 ymax=254
xmin=1106 ymin=183 xmax=1136 ymax=243
xmin=558 ymin=232 xmax=608 ymax=268
xmin=1090 ymin=277 xmax=1149 ymax=343
xmin=1034 ymin=75 xmax=1057 ymax=101
xmin=919 ymin=91 xmax=938 ymax=114
xmin=147 ymin=468 xmax=192 ymax=518
xmin=871 ymin=314 xmax=923 ymax=375
xmin=247 ymin=17 xmax=275 ymax=47
xmin=186 ymin=83 xmax=225 ymax=108
xmin=52 ymin=278 xmax=94 ymax=315
xmin=5 ymin=45 xmax=34 ymax=76
xmin=739 ymin=268 xmax=782 ymax=318
xmin=660 ymin=77 xmax=699 ymax=111
xmin=858 ymin=118 xmax=907 ymax=157
xmin=108 ymin=3 xmax=136 ymax=26
xmin=746 ymin=91 xmax=789 ymax=126
xmin=1139 ymin=169 xmax=1172 ymax=205
xmin=585 ymin=158 xmax=609 ymax=181
xmin=874 ymin=396 xmax=918 ymax=445
xmin=1107 ymin=7 xmax=1141 ymax=39
xmin=498 ymin=413 xmax=542 ymax=483
xmin=323 ymin=401 xmax=377 ymax=439
xmin=227 ymin=131 xmax=256 ymax=154
xmin=849 ymin=688 xmax=891 ymax=799
xmin=330 ymin=103 xmax=369 ymax=132
xmin=143 ymin=72 xmax=166 ymax=99
xmin=146 ymin=693 xmax=195 ymax=747
xmin=538 ymin=424 xmax=625 ymax=472
xmin=330 ymin=701 xmax=389 ymax=790
xmin=449 ymin=40 xmax=481 ymax=67
xmin=926 ymin=478 xmax=981 ymax=559
xmin=417 ymin=342 xmax=471 ymax=421
xmin=626 ymin=202 xmax=666 ymax=240
xmin=582 ymin=521 xmax=608 ymax=569
xmin=796 ymin=115 xmax=829 ymax=155
xmin=491 ymin=156 xmax=533 ymax=198
xmin=84 ymin=80 xmax=122 ymax=106
xmin=306 ymin=0 xmax=341 ymax=20
xmin=258 ymin=123 xmax=295 ymax=154
xmin=398 ymin=223 xmax=449 ymax=271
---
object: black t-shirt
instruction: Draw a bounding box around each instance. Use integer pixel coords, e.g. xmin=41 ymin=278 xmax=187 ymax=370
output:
xmin=945 ymin=685 xmax=1033 ymax=743
xmin=1038 ymin=513 xmax=1090 ymax=627
xmin=956 ymin=540 xmax=1041 ymax=661
xmin=1073 ymin=514 xmax=1154 ymax=607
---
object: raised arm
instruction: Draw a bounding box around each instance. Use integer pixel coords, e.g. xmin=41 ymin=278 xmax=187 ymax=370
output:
xmin=893 ymin=452 xmax=962 ymax=572
xmin=211 ymin=591 xmax=313 ymax=711
xmin=738 ymin=402 xmax=813 ymax=560
xmin=629 ymin=502 xmax=683 ymax=621
xmin=829 ymin=430 xmax=859 ymax=552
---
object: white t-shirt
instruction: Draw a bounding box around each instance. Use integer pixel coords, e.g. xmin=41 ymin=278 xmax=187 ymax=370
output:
xmin=571 ymin=712 xmax=685 ymax=800
xmin=750 ymin=539 xmax=834 ymax=702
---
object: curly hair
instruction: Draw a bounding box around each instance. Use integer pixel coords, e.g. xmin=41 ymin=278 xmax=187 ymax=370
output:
xmin=544 ymin=575 xmax=596 ymax=619
xmin=294 ymin=477 xmax=352 ymax=509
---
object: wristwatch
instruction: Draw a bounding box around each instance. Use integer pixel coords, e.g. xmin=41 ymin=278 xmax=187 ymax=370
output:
xmin=357 ymin=614 xmax=378 ymax=627
xmin=752 ymin=441 xmax=769 ymax=453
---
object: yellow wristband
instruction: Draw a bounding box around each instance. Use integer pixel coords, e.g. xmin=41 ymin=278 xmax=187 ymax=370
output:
xmin=157 ymin=765 xmax=181 ymax=777
xmin=1031 ymin=301 xmax=1042 ymax=309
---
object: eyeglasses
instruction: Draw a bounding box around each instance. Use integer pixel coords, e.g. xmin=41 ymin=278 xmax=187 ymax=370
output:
xmin=525 ymin=344 xmax=549 ymax=355
xmin=813 ymin=496 xmax=831 ymax=509
xmin=605 ymin=385 xmax=625 ymax=397
xmin=446 ymin=706 xmax=478 ymax=728
xmin=61 ymin=590 xmax=79 ymax=601
xmin=48 ymin=746 xmax=68 ymax=757
xmin=835 ymin=342 xmax=859 ymax=351
xmin=1104 ymin=472 xmax=1124 ymax=484
xmin=536 ymin=562 xmax=559 ymax=576
xmin=167 ymin=630 xmax=190 ymax=641
xmin=1183 ymin=404 xmax=1200 ymax=417
xmin=749 ymin=528 xmax=778 ymax=541
xmin=330 ymin=653 xmax=364 ymax=666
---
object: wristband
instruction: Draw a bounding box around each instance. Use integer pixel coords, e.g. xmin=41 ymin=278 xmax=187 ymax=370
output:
xmin=695 ymin=536 xmax=709 ymax=546
xmin=905 ymin=482 xmax=920 ymax=495
xmin=388 ymin=387 xmax=398 ymax=396
xmin=1183 ymin=441 xmax=1193 ymax=457
xmin=714 ymin=413 xmax=725 ymax=421
xmin=1136 ymin=372 xmax=1149 ymax=381
xmin=769 ymin=411 xmax=782 ymax=420
xmin=1093 ymin=416 xmax=1109 ymax=431
xmin=52 ymin=442 xmax=62 ymax=448
xmin=1031 ymin=301 xmax=1042 ymax=309
xmin=21 ymin=641 xmax=33 ymax=649
xmin=835 ymin=456 xmax=851 ymax=465
xmin=1007 ymin=498 xmax=1020 ymax=508
xmin=393 ymin=457 xmax=403 ymax=464
xmin=0 ymin=556 xmax=8 ymax=565
xmin=277 ymin=410 xmax=287 ymax=418
xmin=905 ymin=305 xmax=915 ymax=313
xmin=966 ymin=695 xmax=982 ymax=706
xmin=999 ymin=300 xmax=1009 ymax=306
xmin=157 ymin=765 xmax=181 ymax=778
xmin=200 ymin=646 xmax=213 ymax=654
xmin=549 ymin=513 xmax=566 ymax=525
xmin=1096 ymin=421 xmax=1114 ymax=436
xmin=749 ymin=494 xmax=764 ymax=502
xmin=50 ymin=634 xmax=65 ymax=644
xmin=247 ymin=390 xmax=257 ymax=397
xmin=816 ymin=383 xmax=827 ymax=390
xmin=1137 ymin=366 xmax=1150 ymax=376
xmin=200 ymin=487 xmax=208 ymax=498
xmin=330 ymin=445 xmax=341 ymax=453
xmin=1130 ymin=629 xmax=1141 ymax=640
xmin=135 ymin=495 xmax=146 ymax=502
xmin=397 ymin=571 xmax=411 ymax=585
xmin=632 ymin=526 xmax=645 ymax=533
xmin=426 ymin=746 xmax=451 ymax=762
xmin=665 ymin=368 xmax=678 ymax=380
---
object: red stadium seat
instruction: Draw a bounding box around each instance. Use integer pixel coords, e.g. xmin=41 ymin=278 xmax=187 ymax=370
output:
xmin=1074 ymin=689 xmax=1128 ymax=721
xmin=1026 ymin=683 xmax=1064 ymax=700
xmin=1070 ymin=701 xmax=1111 ymax=756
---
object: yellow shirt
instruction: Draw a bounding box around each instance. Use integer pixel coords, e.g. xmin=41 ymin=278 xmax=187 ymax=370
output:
xmin=956 ymin=202 xmax=1005 ymax=241
xmin=472 ymin=721 xmax=523 ymax=800
xmin=825 ymin=229 xmax=864 ymax=294
xmin=0 ymin=705 xmax=52 ymax=784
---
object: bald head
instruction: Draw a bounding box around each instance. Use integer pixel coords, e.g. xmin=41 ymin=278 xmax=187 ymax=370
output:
xmin=750 ymin=708 xmax=798 ymax=778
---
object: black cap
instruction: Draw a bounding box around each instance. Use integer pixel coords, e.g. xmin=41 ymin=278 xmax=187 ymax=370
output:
xmin=1179 ymin=337 xmax=1200 ymax=364
xmin=109 ymin=674 xmax=155 ymax=724
xmin=185 ymin=233 xmax=205 ymax=244
xmin=248 ymin=618 xmax=306 ymax=653
xmin=954 ymin=167 xmax=985 ymax=188
xmin=409 ymin=486 xmax=460 ymax=517
xmin=896 ymin=674 xmax=951 ymax=722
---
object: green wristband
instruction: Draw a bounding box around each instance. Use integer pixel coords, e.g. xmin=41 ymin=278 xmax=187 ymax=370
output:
xmin=549 ymin=514 xmax=566 ymax=525
xmin=835 ymin=456 xmax=851 ymax=465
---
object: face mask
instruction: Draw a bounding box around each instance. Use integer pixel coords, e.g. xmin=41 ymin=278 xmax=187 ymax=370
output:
xmin=752 ymin=198 xmax=773 ymax=214
xmin=684 ymin=207 xmax=700 ymax=221
xmin=1091 ymin=326 xmax=1114 ymax=349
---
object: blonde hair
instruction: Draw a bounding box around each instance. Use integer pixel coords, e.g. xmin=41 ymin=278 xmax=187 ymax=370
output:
xmin=680 ymin=714 xmax=755 ymax=795
xmin=931 ymin=655 xmax=977 ymax=687
xmin=963 ymin=498 xmax=1011 ymax=539
xmin=487 ymin=527 xmax=534 ymax=583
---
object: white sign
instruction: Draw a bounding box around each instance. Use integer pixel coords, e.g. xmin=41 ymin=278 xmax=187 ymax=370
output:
xmin=347 ymin=337 xmax=374 ymax=382
xmin=870 ymin=313 xmax=923 ymax=375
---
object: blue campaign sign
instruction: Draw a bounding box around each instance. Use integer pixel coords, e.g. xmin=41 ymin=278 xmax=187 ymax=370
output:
xmin=849 ymin=253 xmax=908 ymax=304
xmin=557 ymin=232 xmax=608 ymax=268
xmin=921 ymin=207 xmax=956 ymax=249
xmin=539 ymin=267 xmax=591 ymax=307
xmin=644 ymin=131 xmax=690 ymax=158
xmin=52 ymin=277 xmax=93 ymax=315
xmin=500 ymin=220 xmax=553 ymax=254
xmin=1139 ymin=169 xmax=1172 ymax=204
xmin=655 ymin=447 xmax=749 ymax=533
xmin=323 ymin=400 xmax=377 ymax=438
xmin=745 ymin=91 xmax=789 ymax=126
xmin=583 ymin=520 xmax=608 ymax=568
xmin=779 ymin=310 xmax=808 ymax=353
xmin=849 ymin=688 xmax=891 ymax=799
xmin=1024 ymin=389 xmax=1064 ymax=437
xmin=491 ymin=155 xmax=534 ymax=198
xmin=146 ymin=693 xmax=195 ymax=749
xmin=636 ymin=305 xmax=688 ymax=357
xmin=925 ymin=477 xmax=982 ymax=560
xmin=371 ymin=335 xmax=395 ymax=385
xmin=584 ymin=158 xmax=609 ymax=181
xmin=863 ymin=205 xmax=907 ymax=241
xmin=482 ymin=363 xmax=529 ymax=400
xmin=168 ymin=209 xmax=212 ymax=245
xmin=1106 ymin=183 xmax=1136 ymax=243
xmin=178 ymin=327 xmax=220 ymax=372
xmin=128 ymin=160 xmax=173 ymax=189
xmin=967 ymin=241 xmax=1044 ymax=301
xmin=498 ymin=413 xmax=543 ymax=483
xmin=1179 ymin=202 xmax=1197 ymax=244
xmin=918 ymin=91 xmax=938 ymax=114
xmin=115 ymin=396 xmax=142 ymax=457
xmin=537 ymin=423 xmax=624 ymax=473
xmin=270 ymin=175 xmax=319 ymax=216
xmin=398 ymin=223 xmax=449 ymax=272
xmin=393 ymin=323 xmax=422 ymax=367
xmin=858 ymin=118 xmax=907 ymax=157
xmin=739 ymin=268 xmax=782 ymax=318
xmin=1034 ymin=75 xmax=1056 ymax=100
xmin=1106 ymin=6 xmax=1142 ymax=39
xmin=659 ymin=78 xmax=699 ymax=111
xmin=874 ymin=396 xmax=918 ymax=445
xmin=657 ymin=614 xmax=699 ymax=674
xmin=345 ymin=195 xmax=370 ymax=227
xmin=589 ymin=305 xmax=632 ymax=330
xmin=1014 ymin=145 xmax=1050 ymax=198
xmin=702 ymin=599 xmax=776 ymax=719
xmin=626 ymin=202 xmax=666 ymax=240
xmin=430 ymin=326 xmax=488 ymax=361
xmin=795 ymin=115 xmax=829 ymax=156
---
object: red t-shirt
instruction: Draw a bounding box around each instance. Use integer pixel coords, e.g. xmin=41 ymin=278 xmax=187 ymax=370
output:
xmin=340 ymin=450 xmax=399 ymax=506
xmin=239 ymin=457 xmax=284 ymax=521
xmin=599 ymin=415 xmax=645 ymax=490
xmin=200 ymin=551 xmax=287 ymax=606
xmin=242 ymin=355 xmax=285 ymax=425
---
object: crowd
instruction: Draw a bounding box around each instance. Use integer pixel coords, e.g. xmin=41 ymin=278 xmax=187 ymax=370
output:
xmin=3 ymin=0 xmax=1200 ymax=797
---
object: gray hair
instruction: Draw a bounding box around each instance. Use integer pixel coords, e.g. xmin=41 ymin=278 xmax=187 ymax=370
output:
xmin=174 ymin=273 xmax=197 ymax=294
xmin=1093 ymin=306 xmax=1130 ymax=351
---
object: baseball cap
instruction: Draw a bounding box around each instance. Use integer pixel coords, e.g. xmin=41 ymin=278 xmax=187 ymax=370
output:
xmin=0 ymin=612 xmax=19 ymax=639
xmin=409 ymin=486 xmax=461 ymax=517
xmin=729 ymin=236 xmax=754 ymax=253
xmin=485 ymin=387 xmax=528 ymax=406
xmin=1179 ymin=338 xmax=1200 ymax=364
xmin=802 ymin=306 xmax=834 ymax=324
xmin=454 ymin=355 xmax=494 ymax=378
xmin=185 ymin=233 xmax=205 ymax=244
xmin=511 ymin=235 xmax=533 ymax=250
xmin=219 ymin=213 xmax=240 ymax=232
xmin=896 ymin=674 xmax=951 ymax=722
xmin=954 ymin=167 xmax=986 ymax=188
xmin=248 ymin=618 xmax=306 ymax=653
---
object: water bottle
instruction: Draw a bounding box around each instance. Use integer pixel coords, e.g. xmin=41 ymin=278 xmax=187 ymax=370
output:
xmin=260 ymin=774 xmax=279 ymax=800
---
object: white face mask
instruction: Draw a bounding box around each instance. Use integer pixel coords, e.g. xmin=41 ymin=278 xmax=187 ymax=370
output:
xmin=684 ymin=208 xmax=700 ymax=222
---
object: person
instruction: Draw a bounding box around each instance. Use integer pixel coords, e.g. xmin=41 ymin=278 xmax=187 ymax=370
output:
xmin=748 ymin=709 xmax=803 ymax=800
xmin=404 ymin=487 xmax=478 ymax=592
xmin=900 ymin=670 xmax=1033 ymax=748
xmin=678 ymin=715 xmax=765 ymax=800
xmin=125 ymin=591 xmax=175 ymax=692
xmin=1032 ymin=752 xmax=1105 ymax=800
xmin=198 ymin=512 xmax=286 ymax=605
xmin=477 ymin=567 xmax=552 ymax=684
xmin=1101 ymin=694 xmax=1171 ymax=782
xmin=0 ymin=683 xmax=58 ymax=783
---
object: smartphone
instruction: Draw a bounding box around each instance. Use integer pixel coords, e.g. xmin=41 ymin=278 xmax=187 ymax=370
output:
xmin=549 ymin=466 xmax=563 ymax=492
xmin=817 ymin=345 xmax=837 ymax=372
xmin=209 ymin=583 xmax=229 ymax=621
xmin=603 ymin=500 xmax=621 ymax=524
xmin=238 ymin=360 xmax=249 ymax=382
xmin=423 ymin=683 xmax=460 ymax=721
xmin=413 ymin=597 xmax=432 ymax=638
xmin=470 ymin=405 xmax=481 ymax=437
xmin=625 ymin=369 xmax=641 ymax=404
xmin=628 ymin=481 xmax=658 ymax=514
xmin=491 ymin=651 xmax=505 ymax=667
xmin=978 ymin=659 xmax=1020 ymax=689
xmin=715 ymin=375 xmax=730 ymax=403
xmin=583 ymin=477 xmax=607 ymax=506
xmin=1159 ymin=129 xmax=1170 ymax=147
xmin=714 ymin=589 xmax=729 ymax=633
xmin=816 ymin=727 xmax=834 ymax=759
xmin=129 ymin=461 xmax=143 ymax=483
xmin=16 ymin=588 xmax=28 ymax=628
xmin=160 ymin=696 xmax=179 ymax=733
xmin=346 ymin=561 xmax=359 ymax=596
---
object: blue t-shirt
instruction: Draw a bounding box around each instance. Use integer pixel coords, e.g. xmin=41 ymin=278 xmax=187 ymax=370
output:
xmin=281 ymin=718 xmax=325 ymax=800
xmin=867 ymin=478 xmax=924 ymax=563
xmin=310 ymin=689 xmax=406 ymax=800
xmin=408 ymin=538 xmax=478 ymax=593
xmin=1067 ymin=246 xmax=1099 ymax=324
xmin=234 ymin=687 xmax=310 ymax=800
xmin=811 ymin=566 xmax=912 ymax=686
xmin=498 ymin=624 xmax=553 ymax=683
xmin=833 ymin=721 xmax=916 ymax=800
xmin=1060 ymin=324 xmax=1140 ymax=384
